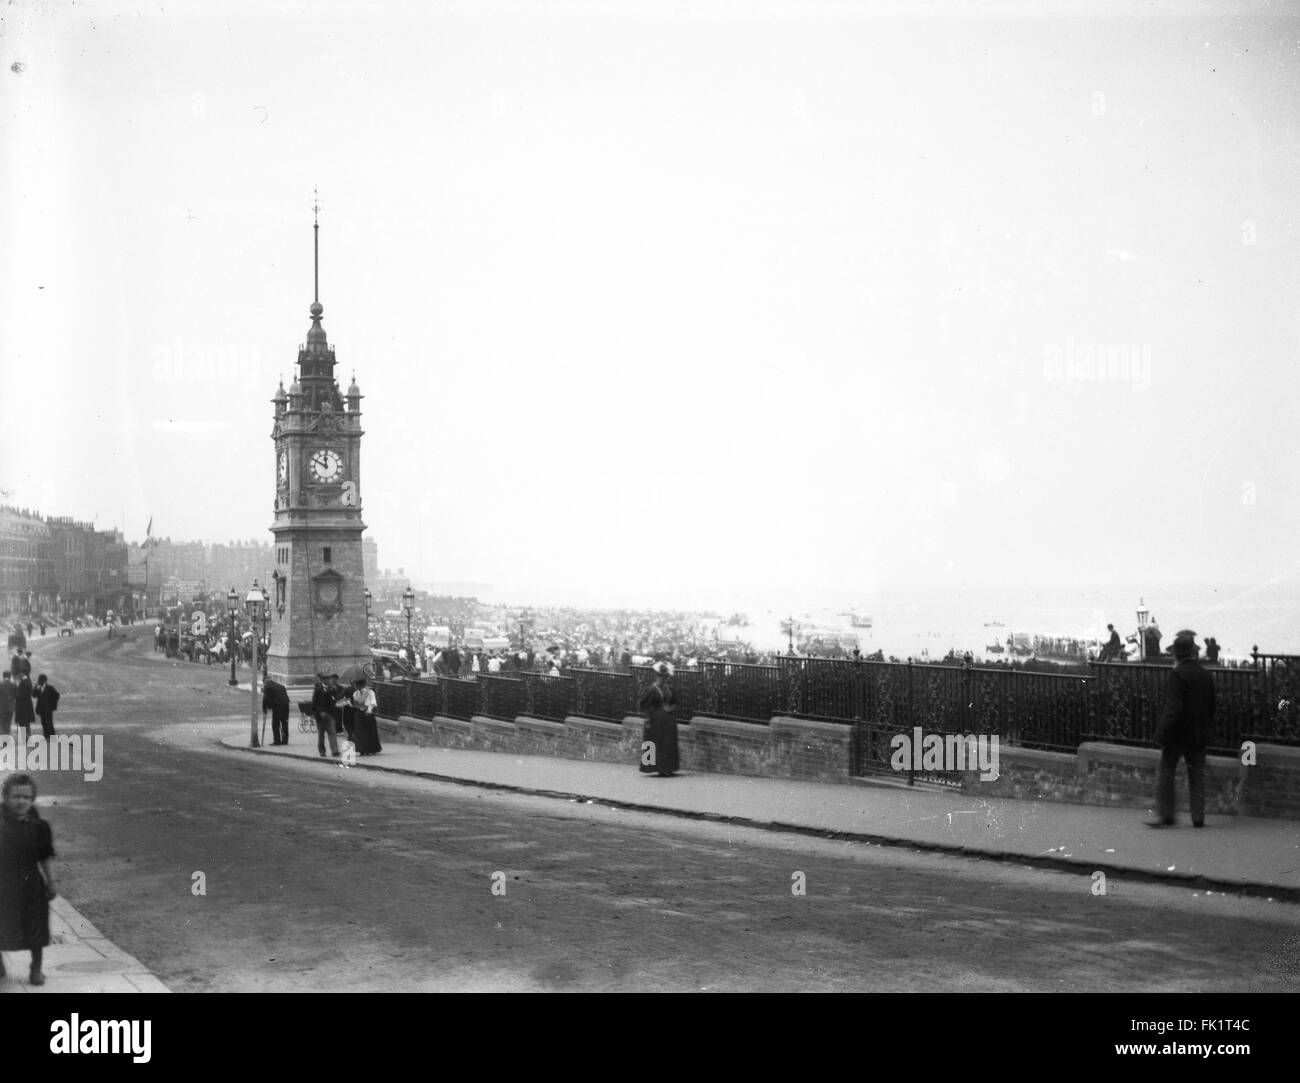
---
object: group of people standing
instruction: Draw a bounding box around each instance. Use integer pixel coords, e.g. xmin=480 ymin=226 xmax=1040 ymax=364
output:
xmin=309 ymin=674 xmax=382 ymax=758
xmin=1 ymin=651 xmax=59 ymax=737
xmin=259 ymin=673 xmax=381 ymax=757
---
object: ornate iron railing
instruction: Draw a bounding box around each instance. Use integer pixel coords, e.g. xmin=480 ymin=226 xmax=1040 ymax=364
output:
xmin=480 ymin=674 xmax=527 ymax=722
xmin=1087 ymin=661 xmax=1260 ymax=755
xmin=1250 ymin=652 xmax=1300 ymax=744
xmin=569 ymin=667 xmax=638 ymax=723
xmin=701 ymin=661 xmax=785 ymax=723
xmin=995 ymin=669 xmax=1090 ymax=752
xmin=441 ymin=678 xmax=481 ymax=722
xmin=519 ymin=672 xmax=575 ymax=722
xmin=372 ymin=680 xmax=408 ymax=720
xmin=377 ymin=652 xmax=1294 ymax=760
xmin=406 ymin=678 xmax=442 ymax=721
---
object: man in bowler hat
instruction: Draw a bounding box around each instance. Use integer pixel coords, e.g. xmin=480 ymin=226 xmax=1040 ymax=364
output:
xmin=311 ymin=674 xmax=341 ymax=758
xmin=33 ymin=675 xmax=59 ymax=738
xmin=1147 ymin=630 xmax=1215 ymax=828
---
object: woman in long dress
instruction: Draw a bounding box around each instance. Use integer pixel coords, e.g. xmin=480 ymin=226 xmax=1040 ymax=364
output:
xmin=351 ymin=678 xmax=383 ymax=756
xmin=638 ymin=661 xmax=679 ymax=777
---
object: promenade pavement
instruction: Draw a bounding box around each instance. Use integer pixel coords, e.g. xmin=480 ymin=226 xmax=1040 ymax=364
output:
xmin=1 ymin=897 xmax=169 ymax=994
xmin=4 ymin=622 xmax=170 ymax=992
xmin=221 ymin=725 xmax=1300 ymax=902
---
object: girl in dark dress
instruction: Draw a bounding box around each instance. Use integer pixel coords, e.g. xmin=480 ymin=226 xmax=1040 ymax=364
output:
xmin=638 ymin=662 xmax=680 ymax=776
xmin=0 ymin=773 xmax=57 ymax=985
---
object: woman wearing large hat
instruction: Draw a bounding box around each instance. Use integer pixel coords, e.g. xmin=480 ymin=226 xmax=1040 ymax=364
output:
xmin=638 ymin=661 xmax=680 ymax=777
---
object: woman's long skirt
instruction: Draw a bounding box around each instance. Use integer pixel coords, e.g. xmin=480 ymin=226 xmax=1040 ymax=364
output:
xmin=639 ymin=707 xmax=680 ymax=775
xmin=353 ymin=710 xmax=382 ymax=755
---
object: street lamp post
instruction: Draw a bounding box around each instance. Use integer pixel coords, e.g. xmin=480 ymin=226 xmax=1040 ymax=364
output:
xmin=259 ymin=581 xmax=270 ymax=679
xmin=246 ymin=581 xmax=265 ymax=747
xmin=402 ymin=586 xmax=415 ymax=671
xmin=226 ymin=587 xmax=239 ymax=686
xmin=364 ymin=588 xmax=372 ymax=642
xmin=1136 ymin=598 xmax=1150 ymax=663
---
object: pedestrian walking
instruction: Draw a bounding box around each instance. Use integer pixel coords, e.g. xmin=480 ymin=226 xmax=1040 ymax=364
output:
xmin=13 ymin=673 xmax=34 ymax=736
xmin=638 ymin=661 xmax=680 ymax=777
xmin=312 ymin=674 xmax=341 ymax=758
xmin=0 ymin=673 xmax=13 ymax=736
xmin=262 ymin=676 xmax=290 ymax=746
xmin=1146 ymin=630 xmax=1215 ymax=828
xmin=0 ymin=773 xmax=57 ymax=986
xmin=32 ymin=676 xmax=58 ymax=738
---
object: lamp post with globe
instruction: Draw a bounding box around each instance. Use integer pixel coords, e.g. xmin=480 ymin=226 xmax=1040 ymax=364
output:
xmin=226 ymin=587 xmax=239 ymax=686
xmin=245 ymin=581 xmax=266 ymax=747
xmin=402 ymin=586 xmax=415 ymax=673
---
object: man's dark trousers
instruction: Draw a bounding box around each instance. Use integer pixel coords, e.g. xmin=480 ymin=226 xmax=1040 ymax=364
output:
xmin=1156 ymin=742 xmax=1206 ymax=825
xmin=316 ymin=710 xmax=340 ymax=756
xmin=270 ymin=709 xmax=289 ymax=746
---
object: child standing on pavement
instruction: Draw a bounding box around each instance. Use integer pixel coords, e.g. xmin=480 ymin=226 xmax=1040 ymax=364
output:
xmin=0 ymin=773 xmax=57 ymax=985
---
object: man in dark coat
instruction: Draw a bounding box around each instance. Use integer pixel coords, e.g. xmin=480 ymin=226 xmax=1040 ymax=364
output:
xmin=261 ymin=677 xmax=291 ymax=746
xmin=13 ymin=673 xmax=35 ymax=735
xmin=32 ymin=676 xmax=59 ymax=739
xmin=1099 ymin=624 xmax=1122 ymax=662
xmin=311 ymin=674 xmax=340 ymax=758
xmin=0 ymin=673 xmax=14 ymax=736
xmin=1147 ymin=630 xmax=1215 ymax=828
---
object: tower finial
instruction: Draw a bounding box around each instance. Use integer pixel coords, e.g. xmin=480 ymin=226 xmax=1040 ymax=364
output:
xmin=312 ymin=187 xmax=320 ymax=305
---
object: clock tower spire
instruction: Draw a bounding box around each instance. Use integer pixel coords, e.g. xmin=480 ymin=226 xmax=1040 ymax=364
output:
xmin=266 ymin=197 xmax=369 ymax=688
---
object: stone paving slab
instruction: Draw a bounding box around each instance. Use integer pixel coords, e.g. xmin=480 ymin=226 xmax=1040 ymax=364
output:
xmin=224 ymin=734 xmax=1300 ymax=901
xmin=1 ymin=897 xmax=170 ymax=994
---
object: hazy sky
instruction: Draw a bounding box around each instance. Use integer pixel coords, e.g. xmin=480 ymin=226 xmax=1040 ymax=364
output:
xmin=4 ymin=0 xmax=1299 ymax=610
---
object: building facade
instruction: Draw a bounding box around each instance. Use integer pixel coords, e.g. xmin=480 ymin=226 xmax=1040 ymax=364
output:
xmin=1 ymin=508 xmax=128 ymax=620
xmin=265 ymin=213 xmax=369 ymax=686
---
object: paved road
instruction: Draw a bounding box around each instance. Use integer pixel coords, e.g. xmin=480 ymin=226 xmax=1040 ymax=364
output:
xmin=21 ymin=626 xmax=1300 ymax=992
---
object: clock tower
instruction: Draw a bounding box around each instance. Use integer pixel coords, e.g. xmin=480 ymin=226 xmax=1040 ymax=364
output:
xmin=266 ymin=205 xmax=369 ymax=686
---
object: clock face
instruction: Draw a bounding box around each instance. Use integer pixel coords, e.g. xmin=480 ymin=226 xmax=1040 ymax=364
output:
xmin=317 ymin=581 xmax=339 ymax=606
xmin=277 ymin=450 xmax=288 ymax=484
xmin=309 ymin=449 xmax=342 ymax=483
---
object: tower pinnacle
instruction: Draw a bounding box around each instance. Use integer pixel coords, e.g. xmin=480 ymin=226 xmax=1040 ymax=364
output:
xmin=312 ymin=186 xmax=320 ymax=307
